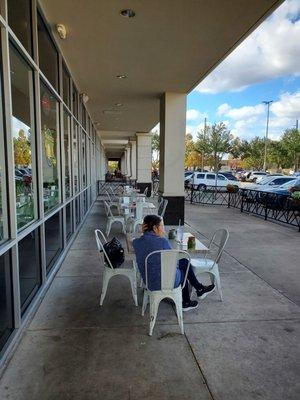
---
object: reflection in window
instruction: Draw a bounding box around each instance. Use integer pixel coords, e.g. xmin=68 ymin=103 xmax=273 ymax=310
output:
xmin=73 ymin=123 xmax=79 ymax=193
xmin=64 ymin=112 xmax=71 ymax=198
xmin=18 ymin=229 xmax=41 ymax=315
xmin=40 ymin=82 xmax=60 ymax=213
xmin=0 ymin=251 xmax=13 ymax=352
xmin=75 ymin=197 xmax=80 ymax=227
xmin=45 ymin=212 xmax=62 ymax=274
xmin=62 ymin=64 xmax=70 ymax=107
xmin=66 ymin=202 xmax=73 ymax=242
xmin=0 ymin=60 xmax=7 ymax=243
xmin=72 ymin=85 xmax=78 ymax=118
xmin=37 ymin=12 xmax=58 ymax=90
xmin=10 ymin=45 xmax=36 ymax=230
xmin=81 ymin=131 xmax=86 ymax=188
xmin=7 ymin=0 xmax=33 ymax=56
xmin=81 ymin=104 xmax=86 ymax=129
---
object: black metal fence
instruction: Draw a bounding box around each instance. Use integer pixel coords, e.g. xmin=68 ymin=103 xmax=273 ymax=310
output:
xmin=97 ymin=180 xmax=137 ymax=196
xmin=186 ymin=186 xmax=300 ymax=231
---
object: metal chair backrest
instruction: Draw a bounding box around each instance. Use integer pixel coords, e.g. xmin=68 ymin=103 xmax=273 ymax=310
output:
xmin=135 ymin=202 xmax=144 ymax=222
xmin=158 ymin=199 xmax=168 ymax=218
xmin=108 ymin=186 xmax=116 ymax=197
xmin=208 ymin=228 xmax=229 ymax=263
xmin=103 ymin=200 xmax=114 ymax=218
xmin=95 ymin=229 xmax=114 ymax=270
xmin=105 ymin=190 xmax=112 ymax=202
xmin=145 ymin=249 xmax=191 ymax=291
xmin=143 ymin=187 xmax=149 ymax=196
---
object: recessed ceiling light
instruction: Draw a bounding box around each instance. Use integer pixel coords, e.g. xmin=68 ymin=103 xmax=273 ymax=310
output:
xmin=116 ymin=74 xmax=127 ymax=79
xmin=103 ymin=110 xmax=122 ymax=115
xmin=115 ymin=103 xmax=123 ymax=107
xmin=120 ymin=9 xmax=135 ymax=18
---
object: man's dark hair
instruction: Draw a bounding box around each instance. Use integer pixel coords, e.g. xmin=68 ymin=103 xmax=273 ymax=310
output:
xmin=143 ymin=215 xmax=162 ymax=232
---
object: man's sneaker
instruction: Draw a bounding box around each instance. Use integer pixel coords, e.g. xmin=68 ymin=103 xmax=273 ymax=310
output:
xmin=182 ymin=300 xmax=199 ymax=312
xmin=196 ymin=284 xmax=215 ymax=300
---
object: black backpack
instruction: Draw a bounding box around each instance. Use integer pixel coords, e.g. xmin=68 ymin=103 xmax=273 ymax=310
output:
xmin=103 ymin=237 xmax=125 ymax=268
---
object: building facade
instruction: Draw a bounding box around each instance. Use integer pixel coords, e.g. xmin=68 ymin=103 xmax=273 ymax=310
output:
xmin=0 ymin=0 xmax=102 ymax=360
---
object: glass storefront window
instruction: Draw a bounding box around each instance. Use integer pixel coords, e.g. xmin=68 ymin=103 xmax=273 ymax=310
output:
xmin=0 ymin=251 xmax=13 ymax=352
xmin=0 ymin=63 xmax=7 ymax=244
xmin=75 ymin=197 xmax=80 ymax=228
xmin=62 ymin=64 xmax=70 ymax=108
xmin=40 ymin=82 xmax=60 ymax=213
xmin=72 ymin=85 xmax=78 ymax=119
xmin=73 ymin=123 xmax=79 ymax=193
xmin=37 ymin=12 xmax=59 ymax=90
xmin=10 ymin=45 xmax=36 ymax=230
xmin=81 ymin=103 xmax=86 ymax=129
xmin=65 ymin=202 xmax=73 ymax=242
xmin=81 ymin=131 xmax=86 ymax=188
xmin=18 ymin=229 xmax=41 ymax=315
xmin=63 ymin=112 xmax=71 ymax=198
xmin=45 ymin=212 xmax=62 ymax=274
xmin=7 ymin=0 xmax=33 ymax=56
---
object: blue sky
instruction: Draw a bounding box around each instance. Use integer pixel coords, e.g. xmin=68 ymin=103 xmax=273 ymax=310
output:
xmin=185 ymin=0 xmax=300 ymax=141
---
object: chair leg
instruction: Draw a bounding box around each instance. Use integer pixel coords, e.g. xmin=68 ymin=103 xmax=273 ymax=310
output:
xmin=142 ymin=290 xmax=148 ymax=316
xmin=100 ymin=271 xmax=110 ymax=306
xmin=210 ymin=267 xmax=223 ymax=302
xmin=106 ymin=220 xmax=111 ymax=237
xmin=175 ymin=301 xmax=184 ymax=335
xmin=129 ymin=274 xmax=138 ymax=306
xmin=149 ymin=296 xmax=159 ymax=336
xmin=214 ymin=270 xmax=223 ymax=301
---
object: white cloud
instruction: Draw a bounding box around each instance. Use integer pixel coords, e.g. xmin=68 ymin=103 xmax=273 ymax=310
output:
xmin=196 ymin=0 xmax=300 ymax=94
xmin=186 ymin=109 xmax=200 ymax=121
xmin=217 ymin=90 xmax=300 ymax=140
xmin=270 ymin=90 xmax=300 ymax=118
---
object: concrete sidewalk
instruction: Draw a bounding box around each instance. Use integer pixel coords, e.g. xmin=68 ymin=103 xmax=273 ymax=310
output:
xmin=0 ymin=200 xmax=299 ymax=400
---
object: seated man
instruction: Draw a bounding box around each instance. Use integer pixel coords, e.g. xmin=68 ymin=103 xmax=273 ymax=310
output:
xmin=132 ymin=215 xmax=214 ymax=311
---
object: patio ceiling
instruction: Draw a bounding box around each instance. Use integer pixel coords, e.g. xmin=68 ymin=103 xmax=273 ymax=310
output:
xmin=40 ymin=0 xmax=283 ymax=156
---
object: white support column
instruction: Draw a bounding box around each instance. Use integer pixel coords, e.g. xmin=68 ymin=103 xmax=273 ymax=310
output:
xmin=126 ymin=145 xmax=131 ymax=177
xmin=130 ymin=140 xmax=137 ymax=180
xmin=120 ymin=153 xmax=126 ymax=175
xmin=159 ymin=92 xmax=186 ymax=224
xmin=136 ymin=133 xmax=152 ymax=196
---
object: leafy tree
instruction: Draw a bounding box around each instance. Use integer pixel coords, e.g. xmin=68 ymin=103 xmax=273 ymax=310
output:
xmin=240 ymin=137 xmax=265 ymax=169
xmin=230 ymin=137 xmax=244 ymax=159
xmin=281 ymin=128 xmax=300 ymax=172
xmin=195 ymin=122 xmax=232 ymax=171
xmin=151 ymin=131 xmax=160 ymax=169
xmin=267 ymin=140 xmax=289 ymax=170
xmin=14 ymin=129 xmax=31 ymax=166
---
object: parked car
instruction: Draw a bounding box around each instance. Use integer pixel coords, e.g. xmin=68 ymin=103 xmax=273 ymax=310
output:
xmin=255 ymin=173 xmax=283 ymax=184
xmin=219 ymin=171 xmax=238 ymax=181
xmin=185 ymin=171 xmax=193 ymax=179
xmin=247 ymin=171 xmax=268 ymax=182
xmin=184 ymin=171 xmax=193 ymax=187
xmin=188 ymin=172 xmax=239 ymax=190
xmin=15 ymin=169 xmax=23 ymax=181
xmin=252 ymin=176 xmax=296 ymax=191
xmin=266 ymin=178 xmax=300 ymax=196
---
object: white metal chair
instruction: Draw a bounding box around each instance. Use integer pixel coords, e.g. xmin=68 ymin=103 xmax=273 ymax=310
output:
xmin=158 ymin=198 xmax=168 ymax=218
xmin=129 ymin=202 xmax=144 ymax=233
xmin=191 ymin=229 xmax=229 ymax=301
xmin=142 ymin=249 xmax=191 ymax=336
xmin=95 ymin=229 xmax=138 ymax=306
xmin=103 ymin=200 xmax=126 ymax=236
xmin=105 ymin=190 xmax=120 ymax=211
xmin=143 ymin=186 xmax=149 ymax=197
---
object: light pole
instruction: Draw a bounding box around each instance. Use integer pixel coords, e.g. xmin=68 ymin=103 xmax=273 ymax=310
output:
xmin=262 ymin=100 xmax=273 ymax=171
